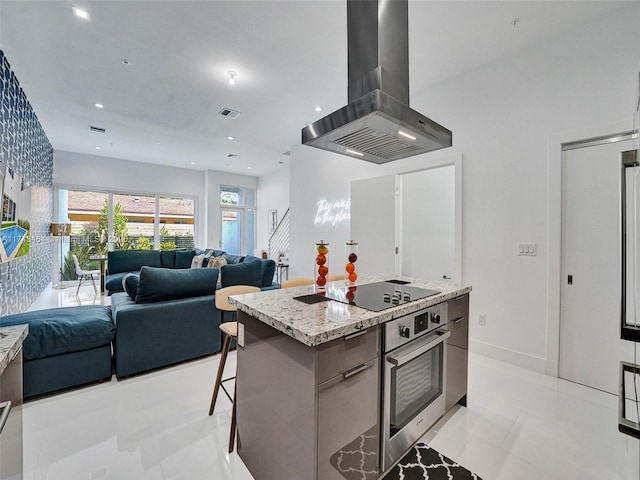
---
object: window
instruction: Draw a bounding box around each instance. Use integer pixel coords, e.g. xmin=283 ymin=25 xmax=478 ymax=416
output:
xmin=220 ymin=186 xmax=255 ymax=255
xmin=59 ymin=189 xmax=196 ymax=254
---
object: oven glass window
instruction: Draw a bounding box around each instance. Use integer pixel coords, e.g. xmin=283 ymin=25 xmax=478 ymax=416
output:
xmin=389 ymin=343 xmax=443 ymax=437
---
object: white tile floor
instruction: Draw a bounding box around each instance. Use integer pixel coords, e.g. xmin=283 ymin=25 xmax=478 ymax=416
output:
xmin=21 ymin=285 xmax=640 ymax=480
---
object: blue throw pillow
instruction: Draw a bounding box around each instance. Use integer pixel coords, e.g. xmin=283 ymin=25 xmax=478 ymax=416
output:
xmin=223 ymin=253 xmax=244 ymax=264
xmin=160 ymin=250 xmax=177 ymax=268
xmin=135 ymin=266 xmax=218 ymax=303
xmin=175 ymin=249 xmax=195 ymax=269
xmin=221 ymin=261 xmax=263 ymax=288
xmin=122 ymin=273 xmax=140 ymax=299
xmin=243 ymin=255 xmax=276 ymax=287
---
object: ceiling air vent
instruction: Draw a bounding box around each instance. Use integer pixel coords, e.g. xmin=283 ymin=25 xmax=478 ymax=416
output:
xmin=218 ymin=108 xmax=241 ymax=119
xmin=89 ymin=125 xmax=106 ymax=133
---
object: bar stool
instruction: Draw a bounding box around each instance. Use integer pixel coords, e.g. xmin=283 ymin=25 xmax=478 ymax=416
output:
xmin=327 ymin=273 xmax=346 ymax=282
xmin=280 ymin=277 xmax=314 ymax=288
xmin=209 ymin=285 xmax=260 ymax=453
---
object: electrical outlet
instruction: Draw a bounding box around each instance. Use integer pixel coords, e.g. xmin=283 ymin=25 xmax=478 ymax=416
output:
xmin=478 ymin=314 xmax=487 ymax=326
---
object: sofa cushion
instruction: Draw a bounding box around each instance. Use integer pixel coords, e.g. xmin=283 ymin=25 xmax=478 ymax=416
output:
xmin=244 ymin=255 xmax=277 ymax=288
xmin=223 ymin=253 xmax=244 ymax=264
xmin=106 ymin=271 xmax=138 ymax=293
xmin=175 ymin=249 xmax=195 ymax=269
xmin=221 ymin=261 xmax=263 ymax=288
xmin=108 ymin=250 xmax=162 ymax=274
xmin=135 ymin=266 xmax=218 ymax=303
xmin=0 ymin=306 xmax=114 ymax=360
xmin=122 ymin=273 xmax=140 ymax=299
xmin=160 ymin=249 xmax=176 ymax=268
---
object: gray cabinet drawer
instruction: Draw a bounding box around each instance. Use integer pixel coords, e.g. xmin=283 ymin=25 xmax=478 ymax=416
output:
xmin=317 ymin=327 xmax=380 ymax=384
xmin=448 ymin=294 xmax=469 ymax=349
xmin=317 ymin=357 xmax=380 ymax=480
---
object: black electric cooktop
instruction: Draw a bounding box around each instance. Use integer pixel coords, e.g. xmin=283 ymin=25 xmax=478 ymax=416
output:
xmin=322 ymin=280 xmax=440 ymax=312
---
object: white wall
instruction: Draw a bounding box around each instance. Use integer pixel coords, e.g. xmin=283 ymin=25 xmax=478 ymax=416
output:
xmin=289 ymin=144 xmax=381 ymax=279
xmin=410 ymin=3 xmax=640 ymax=372
xmin=257 ymin=166 xmax=290 ymax=256
xmin=288 ymin=4 xmax=640 ymax=374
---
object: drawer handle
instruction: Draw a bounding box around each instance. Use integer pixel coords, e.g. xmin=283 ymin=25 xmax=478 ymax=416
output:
xmin=344 ymin=329 xmax=368 ymax=341
xmin=0 ymin=401 xmax=11 ymax=435
xmin=343 ymin=363 xmax=368 ymax=379
xmin=451 ymin=316 xmax=465 ymax=324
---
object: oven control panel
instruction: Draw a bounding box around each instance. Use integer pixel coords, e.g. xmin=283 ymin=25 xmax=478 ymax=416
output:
xmin=384 ymin=302 xmax=449 ymax=351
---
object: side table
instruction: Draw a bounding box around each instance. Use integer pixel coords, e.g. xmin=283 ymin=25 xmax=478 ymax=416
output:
xmin=89 ymin=255 xmax=108 ymax=295
xmin=276 ymin=264 xmax=289 ymax=284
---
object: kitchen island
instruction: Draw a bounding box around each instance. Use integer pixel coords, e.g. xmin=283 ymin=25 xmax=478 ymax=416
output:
xmin=230 ymin=276 xmax=471 ymax=480
xmin=0 ymin=324 xmax=27 ymax=480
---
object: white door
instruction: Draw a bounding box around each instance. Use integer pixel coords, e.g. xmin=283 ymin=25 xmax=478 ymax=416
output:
xmin=400 ymin=166 xmax=455 ymax=282
xmin=351 ymin=175 xmax=397 ymax=276
xmin=560 ymin=138 xmax=636 ymax=394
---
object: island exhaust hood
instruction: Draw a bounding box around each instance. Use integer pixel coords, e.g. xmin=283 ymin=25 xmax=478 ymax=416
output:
xmin=301 ymin=0 xmax=452 ymax=164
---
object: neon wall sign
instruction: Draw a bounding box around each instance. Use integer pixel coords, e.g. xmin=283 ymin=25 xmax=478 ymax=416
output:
xmin=314 ymin=199 xmax=351 ymax=226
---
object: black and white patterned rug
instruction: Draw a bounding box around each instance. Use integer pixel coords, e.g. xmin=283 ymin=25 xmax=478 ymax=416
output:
xmin=382 ymin=443 xmax=483 ymax=480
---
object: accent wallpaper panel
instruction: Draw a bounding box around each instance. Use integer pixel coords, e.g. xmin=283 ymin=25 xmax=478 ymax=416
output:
xmin=0 ymin=50 xmax=54 ymax=316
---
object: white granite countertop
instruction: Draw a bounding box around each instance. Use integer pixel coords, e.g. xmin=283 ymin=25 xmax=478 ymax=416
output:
xmin=0 ymin=325 xmax=28 ymax=376
xmin=230 ymin=276 xmax=471 ymax=346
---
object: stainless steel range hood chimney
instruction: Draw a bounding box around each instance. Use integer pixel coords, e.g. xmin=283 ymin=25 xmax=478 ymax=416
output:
xmin=301 ymin=0 xmax=452 ymax=164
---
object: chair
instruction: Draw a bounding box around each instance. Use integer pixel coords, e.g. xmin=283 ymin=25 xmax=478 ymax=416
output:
xmin=280 ymin=278 xmax=315 ymax=288
xmin=327 ymin=273 xmax=346 ymax=282
xmin=209 ymin=285 xmax=260 ymax=453
xmin=72 ymin=254 xmax=100 ymax=297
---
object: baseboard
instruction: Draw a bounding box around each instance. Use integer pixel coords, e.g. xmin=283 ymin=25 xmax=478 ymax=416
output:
xmin=469 ymin=339 xmax=549 ymax=375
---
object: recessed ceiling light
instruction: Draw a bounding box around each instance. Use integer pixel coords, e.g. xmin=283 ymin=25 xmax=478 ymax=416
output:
xmin=227 ymin=136 xmax=235 ymax=140
xmin=227 ymin=71 xmax=237 ymax=85
xmin=314 ymin=106 xmax=323 ymax=112
xmin=247 ymin=166 xmax=252 ymax=170
xmin=95 ymin=146 xmax=101 ymax=150
xmin=94 ymin=103 xmax=104 ymax=109
xmin=72 ymin=6 xmax=90 ymax=20
xmin=121 ymin=59 xmax=130 ymax=66
xmin=190 ymin=162 xmax=195 ymax=165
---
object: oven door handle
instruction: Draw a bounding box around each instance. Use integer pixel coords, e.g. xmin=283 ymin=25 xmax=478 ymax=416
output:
xmin=387 ymin=329 xmax=450 ymax=367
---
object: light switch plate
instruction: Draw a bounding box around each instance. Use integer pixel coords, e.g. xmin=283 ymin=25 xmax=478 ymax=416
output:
xmin=238 ymin=322 xmax=245 ymax=348
xmin=517 ymin=243 xmax=537 ymax=256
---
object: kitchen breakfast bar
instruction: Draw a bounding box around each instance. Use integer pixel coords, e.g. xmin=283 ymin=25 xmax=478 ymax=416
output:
xmin=230 ymin=276 xmax=471 ymax=480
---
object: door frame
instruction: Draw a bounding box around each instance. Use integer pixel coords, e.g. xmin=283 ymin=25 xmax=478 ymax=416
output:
xmin=547 ymin=122 xmax=635 ymax=377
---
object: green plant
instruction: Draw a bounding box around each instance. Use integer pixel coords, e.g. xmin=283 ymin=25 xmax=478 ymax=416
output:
xmin=135 ymin=236 xmax=152 ymax=250
xmin=160 ymin=241 xmax=177 ymax=250
xmin=99 ymin=199 xmax=130 ymax=250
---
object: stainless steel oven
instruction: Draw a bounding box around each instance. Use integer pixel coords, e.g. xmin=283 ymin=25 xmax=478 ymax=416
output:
xmin=381 ymin=303 xmax=449 ymax=471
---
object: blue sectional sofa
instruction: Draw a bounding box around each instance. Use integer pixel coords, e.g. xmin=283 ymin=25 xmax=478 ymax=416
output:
xmin=0 ymin=306 xmax=114 ymax=398
xmin=105 ymin=248 xmax=279 ymax=294
xmin=111 ymin=266 xmax=221 ymax=378
xmin=0 ymin=249 xmax=281 ymax=397
xmin=107 ymin=249 xmax=279 ymax=378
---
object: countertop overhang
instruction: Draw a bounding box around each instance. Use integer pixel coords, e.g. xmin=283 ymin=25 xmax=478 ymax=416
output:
xmin=0 ymin=324 xmax=28 ymax=375
xmin=229 ymin=276 xmax=471 ymax=346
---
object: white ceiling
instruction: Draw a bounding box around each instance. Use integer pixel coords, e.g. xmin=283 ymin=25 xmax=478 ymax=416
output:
xmin=0 ymin=0 xmax=634 ymax=177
